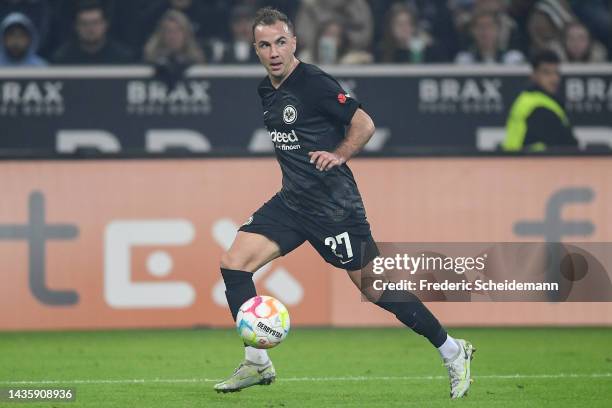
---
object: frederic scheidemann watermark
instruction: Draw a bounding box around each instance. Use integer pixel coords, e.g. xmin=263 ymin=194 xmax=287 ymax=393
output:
xmin=361 ymin=243 xmax=612 ymax=302
xmin=369 ymin=252 xmax=550 ymax=292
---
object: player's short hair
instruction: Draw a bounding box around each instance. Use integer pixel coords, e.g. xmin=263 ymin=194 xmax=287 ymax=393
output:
xmin=252 ymin=7 xmax=294 ymax=38
xmin=530 ymin=49 xmax=561 ymax=70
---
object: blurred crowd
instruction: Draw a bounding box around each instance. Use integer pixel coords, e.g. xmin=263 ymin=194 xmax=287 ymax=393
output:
xmin=0 ymin=0 xmax=610 ymax=69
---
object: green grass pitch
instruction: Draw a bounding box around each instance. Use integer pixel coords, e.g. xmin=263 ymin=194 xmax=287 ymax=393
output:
xmin=1 ymin=328 xmax=610 ymax=407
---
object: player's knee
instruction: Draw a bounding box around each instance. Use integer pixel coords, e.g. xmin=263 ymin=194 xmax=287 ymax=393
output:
xmin=220 ymin=251 xmax=251 ymax=272
xmin=360 ymin=284 xmax=384 ymax=303
xmin=347 ymin=270 xmax=383 ymax=302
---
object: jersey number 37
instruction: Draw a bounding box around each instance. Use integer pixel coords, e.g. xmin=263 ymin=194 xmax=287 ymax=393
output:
xmin=324 ymin=232 xmax=354 ymax=261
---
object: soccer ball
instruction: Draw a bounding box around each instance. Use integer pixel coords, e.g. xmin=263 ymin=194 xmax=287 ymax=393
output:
xmin=236 ymin=296 xmax=290 ymax=349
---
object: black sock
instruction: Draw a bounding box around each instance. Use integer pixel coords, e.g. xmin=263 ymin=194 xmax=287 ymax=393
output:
xmin=375 ymin=289 xmax=447 ymax=347
xmin=221 ymin=268 xmax=257 ymax=321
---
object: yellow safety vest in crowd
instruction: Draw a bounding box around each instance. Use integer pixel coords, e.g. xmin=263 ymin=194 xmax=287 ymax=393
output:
xmin=502 ymin=90 xmax=570 ymax=152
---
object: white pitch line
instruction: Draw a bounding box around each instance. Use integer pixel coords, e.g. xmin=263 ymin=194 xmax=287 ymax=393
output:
xmin=0 ymin=373 xmax=610 ymax=386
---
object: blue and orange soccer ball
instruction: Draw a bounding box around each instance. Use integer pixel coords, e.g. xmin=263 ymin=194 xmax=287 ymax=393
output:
xmin=236 ymin=296 xmax=290 ymax=349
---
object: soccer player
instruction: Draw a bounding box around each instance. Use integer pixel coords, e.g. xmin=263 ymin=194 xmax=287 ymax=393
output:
xmin=214 ymin=7 xmax=475 ymax=398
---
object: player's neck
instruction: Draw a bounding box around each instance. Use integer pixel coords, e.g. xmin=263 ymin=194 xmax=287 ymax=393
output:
xmin=270 ymin=57 xmax=300 ymax=89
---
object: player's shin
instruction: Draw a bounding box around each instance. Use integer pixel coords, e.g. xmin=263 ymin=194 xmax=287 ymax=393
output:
xmin=374 ymin=289 xmax=450 ymax=350
xmin=220 ymin=268 xmax=270 ymax=365
xmin=221 ymin=268 xmax=257 ymax=320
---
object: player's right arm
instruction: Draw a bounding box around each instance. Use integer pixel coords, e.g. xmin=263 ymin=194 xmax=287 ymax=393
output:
xmin=309 ymin=108 xmax=375 ymax=171
xmin=306 ymin=71 xmax=375 ymax=172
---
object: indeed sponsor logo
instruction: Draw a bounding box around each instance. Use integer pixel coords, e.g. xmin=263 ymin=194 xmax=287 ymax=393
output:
xmin=269 ymin=129 xmax=301 ymax=150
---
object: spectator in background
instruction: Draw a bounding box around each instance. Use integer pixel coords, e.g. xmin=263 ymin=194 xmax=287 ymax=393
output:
xmin=295 ymin=0 xmax=373 ymax=58
xmin=299 ymin=18 xmax=373 ymax=64
xmin=369 ymin=0 xmax=456 ymax=60
xmin=448 ymin=0 xmax=476 ymax=46
xmin=411 ymin=0 xmax=457 ymax=61
xmin=450 ymin=0 xmax=524 ymax=55
xmin=502 ymin=50 xmax=576 ymax=151
xmin=217 ymin=5 xmax=259 ymax=64
xmin=456 ymin=10 xmax=525 ymax=64
xmin=53 ymin=0 xmax=132 ymax=64
xmin=367 ymin=0 xmax=403 ymax=40
xmin=473 ymin=0 xmax=523 ymax=52
xmin=0 ymin=0 xmax=51 ymax=54
xmin=507 ymin=0 xmax=539 ymax=53
xmin=568 ymin=0 xmax=611 ymax=57
xmin=561 ymin=21 xmax=607 ymax=63
xmin=48 ymin=0 xmax=143 ymax=58
xmin=0 ymin=12 xmax=46 ymax=66
xmin=134 ymin=0 xmax=208 ymax=58
xmin=144 ymin=10 xmax=204 ymax=82
xmin=526 ymin=0 xmax=574 ymax=56
xmin=376 ymin=3 xmax=444 ymax=63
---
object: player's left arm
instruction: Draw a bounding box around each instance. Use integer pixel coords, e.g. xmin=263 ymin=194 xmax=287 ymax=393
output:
xmin=309 ymin=108 xmax=375 ymax=171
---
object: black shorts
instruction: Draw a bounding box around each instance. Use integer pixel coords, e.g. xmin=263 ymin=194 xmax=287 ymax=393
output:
xmin=239 ymin=194 xmax=379 ymax=271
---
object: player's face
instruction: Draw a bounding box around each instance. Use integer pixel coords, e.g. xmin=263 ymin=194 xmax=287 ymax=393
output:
xmin=254 ymin=21 xmax=297 ymax=82
xmin=532 ymin=62 xmax=561 ymax=95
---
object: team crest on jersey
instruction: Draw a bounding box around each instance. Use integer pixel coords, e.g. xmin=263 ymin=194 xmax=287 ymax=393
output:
xmin=282 ymin=105 xmax=297 ymax=124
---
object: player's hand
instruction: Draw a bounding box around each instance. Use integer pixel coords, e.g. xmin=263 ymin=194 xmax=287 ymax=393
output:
xmin=309 ymin=151 xmax=345 ymax=171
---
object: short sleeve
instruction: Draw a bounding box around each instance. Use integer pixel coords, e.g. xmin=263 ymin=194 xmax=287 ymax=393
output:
xmin=311 ymin=74 xmax=361 ymax=126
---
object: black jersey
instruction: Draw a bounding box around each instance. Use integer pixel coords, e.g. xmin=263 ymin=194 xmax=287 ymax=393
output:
xmin=257 ymin=62 xmax=368 ymax=223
